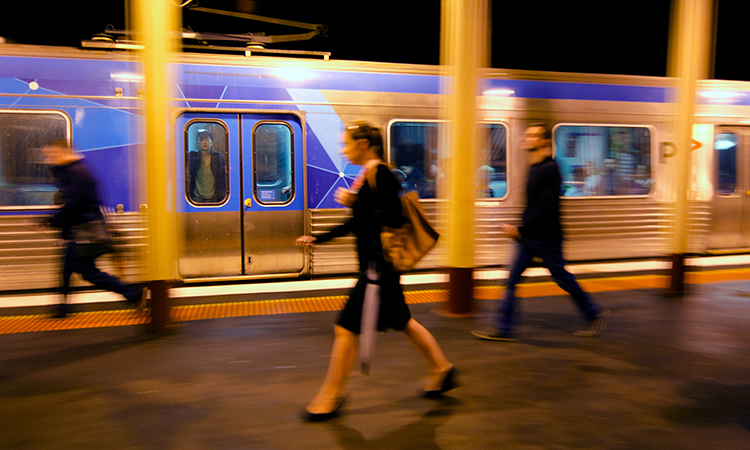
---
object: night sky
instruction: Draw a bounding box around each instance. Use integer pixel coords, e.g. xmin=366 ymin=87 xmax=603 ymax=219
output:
xmin=2 ymin=0 xmax=748 ymax=81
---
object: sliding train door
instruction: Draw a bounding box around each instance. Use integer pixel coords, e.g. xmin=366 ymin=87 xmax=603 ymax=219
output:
xmin=709 ymin=126 xmax=750 ymax=250
xmin=176 ymin=111 xmax=305 ymax=279
xmin=240 ymin=114 xmax=305 ymax=275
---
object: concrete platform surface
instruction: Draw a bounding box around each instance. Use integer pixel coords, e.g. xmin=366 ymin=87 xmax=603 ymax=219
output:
xmin=1 ymin=281 xmax=748 ymax=450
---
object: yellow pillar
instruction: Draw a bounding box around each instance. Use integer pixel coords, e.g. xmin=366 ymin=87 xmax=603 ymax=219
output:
xmin=133 ymin=0 xmax=180 ymax=330
xmin=439 ymin=0 xmax=489 ymax=315
xmin=666 ymin=0 xmax=712 ymax=295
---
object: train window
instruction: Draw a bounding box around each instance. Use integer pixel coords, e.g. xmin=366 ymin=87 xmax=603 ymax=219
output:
xmin=554 ymin=125 xmax=652 ymax=197
xmin=714 ymin=132 xmax=737 ymax=195
xmin=0 ymin=111 xmax=68 ymax=207
xmin=185 ymin=122 xmax=229 ymax=205
xmin=389 ymin=122 xmax=439 ymax=199
xmin=478 ymin=123 xmax=508 ymax=198
xmin=390 ymin=121 xmax=508 ymax=199
xmin=253 ymin=122 xmax=293 ymax=205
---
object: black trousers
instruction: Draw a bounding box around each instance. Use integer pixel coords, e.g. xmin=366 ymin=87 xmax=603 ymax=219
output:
xmin=60 ymin=243 xmax=139 ymax=304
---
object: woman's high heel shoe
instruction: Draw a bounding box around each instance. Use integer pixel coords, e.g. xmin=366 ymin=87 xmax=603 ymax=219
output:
xmin=300 ymin=394 xmax=347 ymax=422
xmin=423 ymin=366 xmax=459 ymax=399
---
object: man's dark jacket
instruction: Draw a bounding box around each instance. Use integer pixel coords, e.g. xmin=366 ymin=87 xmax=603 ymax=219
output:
xmin=519 ymin=156 xmax=563 ymax=242
xmin=47 ymin=158 xmax=104 ymax=240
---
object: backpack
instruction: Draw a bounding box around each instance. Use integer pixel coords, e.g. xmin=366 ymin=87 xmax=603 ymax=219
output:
xmin=367 ymin=164 xmax=440 ymax=272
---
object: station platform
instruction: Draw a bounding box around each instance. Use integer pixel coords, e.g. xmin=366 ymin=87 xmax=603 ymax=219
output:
xmin=1 ymin=262 xmax=749 ymax=449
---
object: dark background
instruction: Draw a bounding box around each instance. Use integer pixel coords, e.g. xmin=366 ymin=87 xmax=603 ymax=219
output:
xmin=2 ymin=0 xmax=747 ymax=81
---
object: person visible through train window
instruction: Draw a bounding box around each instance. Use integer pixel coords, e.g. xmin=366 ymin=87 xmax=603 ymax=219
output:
xmin=295 ymin=121 xmax=457 ymax=422
xmin=477 ymin=165 xmax=496 ymax=197
xmin=563 ymin=166 xmax=586 ymax=196
xmin=583 ymin=161 xmax=603 ymax=195
xmin=188 ymin=129 xmax=227 ymax=204
xmin=40 ymin=139 xmax=146 ymax=319
xmin=632 ymin=164 xmax=652 ymax=194
xmin=472 ymin=124 xmax=609 ymax=341
xmin=614 ymin=129 xmax=638 ymax=195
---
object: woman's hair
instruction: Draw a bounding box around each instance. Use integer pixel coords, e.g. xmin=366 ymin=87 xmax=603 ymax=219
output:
xmin=346 ymin=121 xmax=384 ymax=160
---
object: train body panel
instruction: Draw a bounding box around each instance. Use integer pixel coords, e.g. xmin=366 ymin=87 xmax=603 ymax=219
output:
xmin=0 ymin=44 xmax=748 ymax=292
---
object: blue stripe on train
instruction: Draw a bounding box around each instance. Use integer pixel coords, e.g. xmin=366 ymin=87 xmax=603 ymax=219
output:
xmin=3 ymin=56 xmax=749 ymax=105
xmin=485 ymin=79 xmax=670 ymax=103
xmin=180 ymin=63 xmax=673 ymax=102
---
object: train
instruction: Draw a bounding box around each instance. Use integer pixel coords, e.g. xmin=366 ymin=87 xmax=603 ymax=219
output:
xmin=0 ymin=41 xmax=748 ymax=294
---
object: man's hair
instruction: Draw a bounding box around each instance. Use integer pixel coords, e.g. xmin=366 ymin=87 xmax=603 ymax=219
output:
xmin=197 ymin=129 xmax=213 ymax=142
xmin=528 ymin=123 xmax=552 ymax=140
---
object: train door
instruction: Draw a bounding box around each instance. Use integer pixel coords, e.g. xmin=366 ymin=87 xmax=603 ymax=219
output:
xmin=709 ymin=126 xmax=750 ymax=250
xmin=176 ymin=112 xmax=305 ymax=279
xmin=241 ymin=114 xmax=305 ymax=275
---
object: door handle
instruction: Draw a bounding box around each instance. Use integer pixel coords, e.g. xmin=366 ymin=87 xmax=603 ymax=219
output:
xmin=244 ymin=198 xmax=252 ymax=208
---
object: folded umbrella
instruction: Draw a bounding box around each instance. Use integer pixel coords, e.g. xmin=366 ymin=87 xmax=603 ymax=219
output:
xmin=359 ymin=263 xmax=380 ymax=375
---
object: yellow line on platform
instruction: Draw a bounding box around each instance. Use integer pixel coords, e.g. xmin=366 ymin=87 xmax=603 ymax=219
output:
xmin=2 ymin=268 xmax=749 ymax=335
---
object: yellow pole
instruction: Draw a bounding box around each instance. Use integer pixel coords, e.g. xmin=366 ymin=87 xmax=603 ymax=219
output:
xmin=666 ymin=0 xmax=712 ymax=295
xmin=133 ymin=0 xmax=180 ymax=330
xmin=440 ymin=0 xmax=489 ymax=315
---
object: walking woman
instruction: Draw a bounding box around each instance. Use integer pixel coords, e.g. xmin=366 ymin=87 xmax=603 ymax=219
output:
xmin=296 ymin=121 xmax=457 ymax=422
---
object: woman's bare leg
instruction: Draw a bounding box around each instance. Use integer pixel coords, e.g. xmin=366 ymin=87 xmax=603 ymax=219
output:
xmin=401 ymin=318 xmax=453 ymax=390
xmin=306 ymin=325 xmax=358 ymax=414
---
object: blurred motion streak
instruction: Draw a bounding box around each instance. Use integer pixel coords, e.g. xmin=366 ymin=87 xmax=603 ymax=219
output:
xmin=5 ymin=268 xmax=750 ymax=335
xmin=439 ymin=0 xmax=489 ymax=316
xmin=133 ymin=0 xmax=180 ymax=330
xmin=666 ymin=0 xmax=713 ymax=295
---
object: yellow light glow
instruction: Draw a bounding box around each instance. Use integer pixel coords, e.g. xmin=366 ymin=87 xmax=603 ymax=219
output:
xmin=484 ymin=89 xmax=515 ymax=96
xmin=272 ymin=67 xmax=316 ymax=82
xmin=110 ymin=73 xmax=146 ymax=83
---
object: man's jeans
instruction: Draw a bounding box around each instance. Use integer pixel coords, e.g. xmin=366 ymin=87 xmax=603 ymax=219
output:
xmin=496 ymin=239 xmax=599 ymax=335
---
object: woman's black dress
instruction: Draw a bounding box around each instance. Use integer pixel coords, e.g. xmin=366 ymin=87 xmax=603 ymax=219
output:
xmin=314 ymin=165 xmax=411 ymax=333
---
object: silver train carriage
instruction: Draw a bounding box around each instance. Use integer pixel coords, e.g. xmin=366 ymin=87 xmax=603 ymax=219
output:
xmin=0 ymin=43 xmax=748 ymax=293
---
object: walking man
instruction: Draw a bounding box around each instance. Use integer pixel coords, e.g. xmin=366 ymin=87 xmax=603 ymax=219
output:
xmin=472 ymin=124 xmax=609 ymax=341
xmin=43 ymin=139 xmax=146 ymax=318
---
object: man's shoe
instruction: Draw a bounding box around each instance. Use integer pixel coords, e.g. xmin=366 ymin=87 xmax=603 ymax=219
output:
xmin=471 ymin=329 xmax=518 ymax=342
xmin=50 ymin=306 xmax=70 ymax=319
xmin=574 ymin=309 xmax=609 ymax=337
xmin=126 ymin=287 xmax=147 ymax=311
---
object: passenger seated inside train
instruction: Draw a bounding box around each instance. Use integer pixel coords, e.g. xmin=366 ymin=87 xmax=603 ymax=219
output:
xmin=631 ymin=164 xmax=652 ymax=195
xmin=477 ymin=165 xmax=496 ymax=197
xmin=398 ymin=164 xmax=423 ymax=194
xmin=564 ymin=166 xmax=587 ymax=196
xmin=579 ymin=161 xmax=601 ymax=195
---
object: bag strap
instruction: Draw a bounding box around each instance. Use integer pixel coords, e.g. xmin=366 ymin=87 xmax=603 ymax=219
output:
xmin=366 ymin=162 xmax=402 ymax=192
xmin=365 ymin=162 xmax=385 ymax=194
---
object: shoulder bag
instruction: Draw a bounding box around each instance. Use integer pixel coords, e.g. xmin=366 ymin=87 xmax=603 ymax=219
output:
xmin=72 ymin=219 xmax=114 ymax=260
xmin=367 ymin=164 xmax=439 ymax=272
